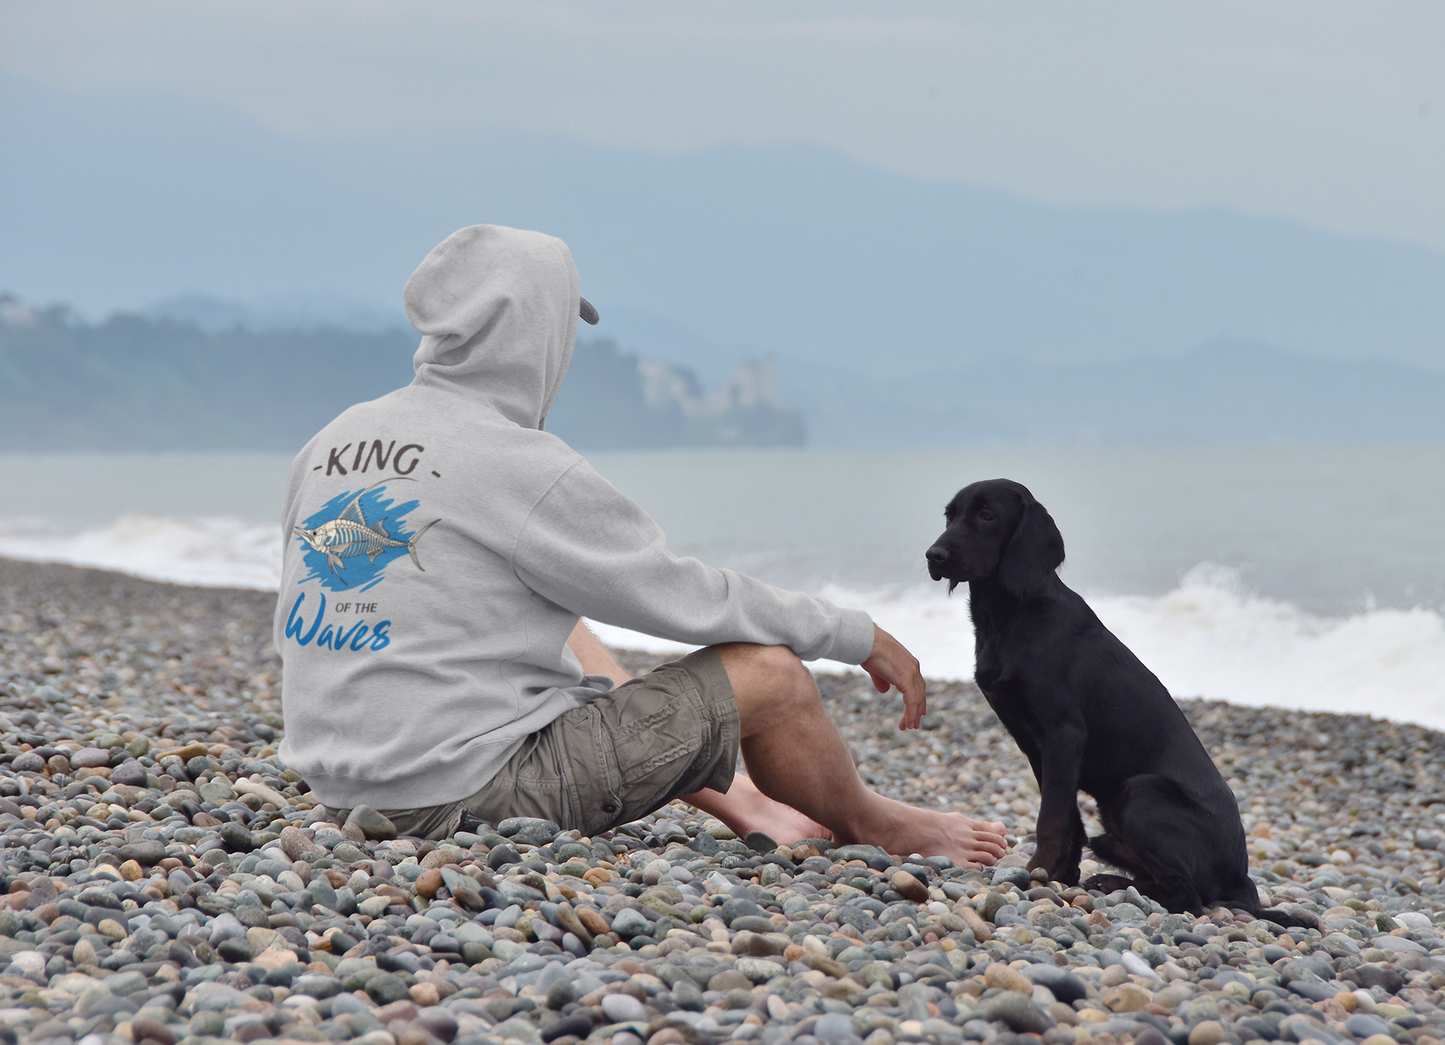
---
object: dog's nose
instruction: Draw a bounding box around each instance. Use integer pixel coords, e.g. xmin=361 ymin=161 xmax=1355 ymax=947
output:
xmin=925 ymin=546 xmax=947 ymax=565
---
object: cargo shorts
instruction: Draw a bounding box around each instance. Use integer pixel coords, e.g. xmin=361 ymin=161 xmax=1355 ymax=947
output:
xmin=327 ymin=648 xmax=739 ymax=842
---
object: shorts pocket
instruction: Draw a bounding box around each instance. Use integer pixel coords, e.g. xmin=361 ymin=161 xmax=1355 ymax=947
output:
xmin=573 ymin=787 xmax=627 ymax=837
xmin=559 ymin=702 xmax=627 ymax=835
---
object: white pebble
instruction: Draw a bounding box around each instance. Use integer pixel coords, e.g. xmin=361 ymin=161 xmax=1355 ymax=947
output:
xmin=601 ymin=992 xmax=648 ymax=1023
xmin=8 ymin=951 xmax=45 ymax=976
xmin=1120 ymin=950 xmax=1162 ymax=982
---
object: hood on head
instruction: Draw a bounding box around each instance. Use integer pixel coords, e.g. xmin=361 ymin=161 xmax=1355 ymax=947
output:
xmin=404 ymin=224 xmax=581 ymax=430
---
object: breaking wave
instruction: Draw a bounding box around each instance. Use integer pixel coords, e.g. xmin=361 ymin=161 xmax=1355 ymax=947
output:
xmin=590 ymin=563 xmax=1445 ymax=732
xmin=4 ymin=516 xmax=1443 ymax=731
xmin=0 ymin=515 xmax=283 ymax=591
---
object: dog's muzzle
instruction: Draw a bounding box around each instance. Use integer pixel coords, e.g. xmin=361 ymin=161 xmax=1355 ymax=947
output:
xmin=925 ymin=545 xmax=949 ymax=582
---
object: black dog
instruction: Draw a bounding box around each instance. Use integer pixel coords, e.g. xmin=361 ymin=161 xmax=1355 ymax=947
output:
xmin=926 ymin=478 xmax=1312 ymax=925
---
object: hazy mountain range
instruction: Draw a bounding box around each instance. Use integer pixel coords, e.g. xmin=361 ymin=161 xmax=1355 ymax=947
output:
xmin=3 ymin=75 xmax=1443 ymax=448
xmin=5 ymin=74 xmax=1444 ymax=383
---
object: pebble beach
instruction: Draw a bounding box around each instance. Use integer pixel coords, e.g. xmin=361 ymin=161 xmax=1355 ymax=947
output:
xmin=4 ymin=559 xmax=1445 ymax=1045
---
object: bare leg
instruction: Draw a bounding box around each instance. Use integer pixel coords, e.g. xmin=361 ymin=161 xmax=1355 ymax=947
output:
xmin=686 ymin=774 xmax=833 ymax=844
xmin=564 ymin=623 xmax=1005 ymax=863
xmin=714 ymin=643 xmax=1007 ymax=867
xmin=565 ymin=622 xmax=825 ymax=842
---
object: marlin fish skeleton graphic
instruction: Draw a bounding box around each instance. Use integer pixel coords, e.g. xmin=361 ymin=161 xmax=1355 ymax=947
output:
xmin=294 ymin=479 xmax=440 ymax=580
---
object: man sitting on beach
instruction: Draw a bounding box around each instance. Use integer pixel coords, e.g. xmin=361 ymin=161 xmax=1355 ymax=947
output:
xmin=274 ymin=224 xmax=1007 ymax=867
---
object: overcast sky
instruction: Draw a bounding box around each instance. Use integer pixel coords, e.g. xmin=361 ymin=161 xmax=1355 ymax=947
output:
xmin=3 ymin=1 xmax=1442 ymax=251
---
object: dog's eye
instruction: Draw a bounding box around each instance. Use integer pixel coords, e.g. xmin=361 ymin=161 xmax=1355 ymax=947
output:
xmin=978 ymin=509 xmax=995 ymax=522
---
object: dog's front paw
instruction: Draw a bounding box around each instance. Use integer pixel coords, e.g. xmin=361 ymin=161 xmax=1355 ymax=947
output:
xmin=1029 ymin=856 xmax=1080 ymax=888
xmin=1052 ymin=863 xmax=1081 ymax=888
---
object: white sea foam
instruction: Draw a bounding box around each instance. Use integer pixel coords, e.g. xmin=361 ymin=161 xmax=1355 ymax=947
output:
xmin=0 ymin=515 xmax=283 ymax=591
xmin=5 ymin=516 xmax=1443 ymax=731
xmin=588 ymin=563 xmax=1445 ymax=733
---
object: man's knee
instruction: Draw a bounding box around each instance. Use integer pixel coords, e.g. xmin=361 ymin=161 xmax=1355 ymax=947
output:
xmin=716 ymin=640 xmax=807 ymax=679
xmin=714 ymin=643 xmax=817 ymax=718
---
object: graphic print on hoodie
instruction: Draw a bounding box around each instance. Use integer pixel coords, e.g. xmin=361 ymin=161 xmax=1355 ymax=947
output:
xmin=282 ymin=478 xmax=441 ymax=652
xmin=274 ymin=225 xmax=877 ymax=813
xmin=293 ymin=479 xmax=439 ymax=592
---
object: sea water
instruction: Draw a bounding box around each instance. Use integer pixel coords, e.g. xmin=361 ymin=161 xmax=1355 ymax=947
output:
xmin=3 ymin=447 xmax=1443 ymax=727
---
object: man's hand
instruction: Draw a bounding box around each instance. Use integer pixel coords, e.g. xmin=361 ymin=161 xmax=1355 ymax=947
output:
xmin=861 ymin=625 xmax=927 ymax=729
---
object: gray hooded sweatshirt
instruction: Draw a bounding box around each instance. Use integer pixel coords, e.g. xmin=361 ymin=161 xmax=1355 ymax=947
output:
xmin=274 ymin=225 xmax=876 ymax=811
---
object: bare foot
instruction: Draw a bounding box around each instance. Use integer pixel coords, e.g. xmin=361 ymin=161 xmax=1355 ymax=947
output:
xmin=684 ymin=774 xmax=833 ymax=844
xmin=858 ymin=801 xmax=1008 ymax=868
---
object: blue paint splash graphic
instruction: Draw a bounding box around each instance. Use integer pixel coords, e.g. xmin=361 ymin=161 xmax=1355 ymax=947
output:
xmin=296 ymin=485 xmax=423 ymax=593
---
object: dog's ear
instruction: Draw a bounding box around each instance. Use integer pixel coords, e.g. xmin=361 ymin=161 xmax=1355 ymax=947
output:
xmin=997 ymin=491 xmax=1065 ymax=595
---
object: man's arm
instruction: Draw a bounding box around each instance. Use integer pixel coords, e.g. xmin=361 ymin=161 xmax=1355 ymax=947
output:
xmin=566 ymin=620 xmax=632 ymax=686
xmin=512 ymin=460 xmax=876 ymax=665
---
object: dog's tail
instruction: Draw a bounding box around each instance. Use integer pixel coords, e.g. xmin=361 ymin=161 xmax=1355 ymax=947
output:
xmin=1233 ymin=898 xmax=1321 ymax=931
xmin=1213 ymin=873 xmax=1317 ymax=930
xmin=1252 ymin=904 xmax=1321 ymax=931
xmin=1082 ymin=870 xmax=1320 ymax=930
